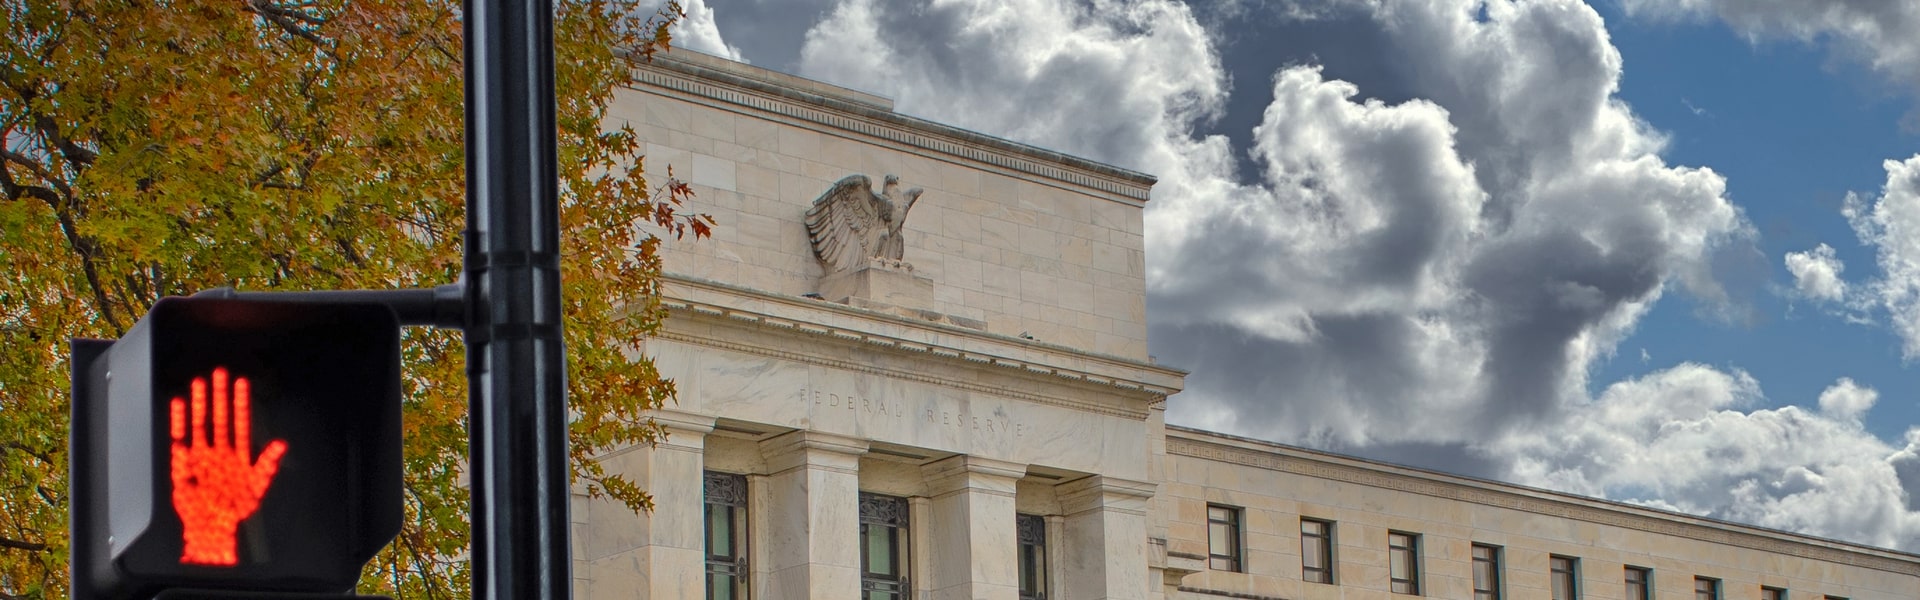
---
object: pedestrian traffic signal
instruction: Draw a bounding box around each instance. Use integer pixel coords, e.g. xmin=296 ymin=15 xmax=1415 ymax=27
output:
xmin=71 ymin=297 xmax=403 ymax=600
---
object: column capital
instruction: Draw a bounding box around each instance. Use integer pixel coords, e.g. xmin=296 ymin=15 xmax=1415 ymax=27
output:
xmin=759 ymin=430 xmax=869 ymax=474
xmin=644 ymin=409 xmax=717 ymax=451
xmin=922 ymin=455 xmax=1027 ymax=497
xmin=1057 ymin=475 xmax=1156 ymax=516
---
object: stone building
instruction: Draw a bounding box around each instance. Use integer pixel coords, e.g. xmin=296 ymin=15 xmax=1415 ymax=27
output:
xmin=570 ymin=49 xmax=1920 ymax=600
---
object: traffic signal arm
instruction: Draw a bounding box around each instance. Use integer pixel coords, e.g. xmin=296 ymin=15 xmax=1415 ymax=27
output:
xmin=191 ymin=285 xmax=466 ymax=329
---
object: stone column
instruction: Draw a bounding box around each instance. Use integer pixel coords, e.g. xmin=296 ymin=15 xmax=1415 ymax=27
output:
xmin=1057 ymin=476 xmax=1157 ymax=600
xmin=754 ymin=430 xmax=868 ymax=600
xmin=580 ymin=409 xmax=714 ymax=600
xmin=910 ymin=495 xmax=935 ymax=597
xmin=921 ymin=456 xmax=1027 ymax=600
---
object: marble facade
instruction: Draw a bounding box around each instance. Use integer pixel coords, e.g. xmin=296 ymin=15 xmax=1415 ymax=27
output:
xmin=571 ymin=49 xmax=1920 ymax=600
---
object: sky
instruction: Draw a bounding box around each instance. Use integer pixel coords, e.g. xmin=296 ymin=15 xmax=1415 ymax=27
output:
xmin=664 ymin=0 xmax=1920 ymax=552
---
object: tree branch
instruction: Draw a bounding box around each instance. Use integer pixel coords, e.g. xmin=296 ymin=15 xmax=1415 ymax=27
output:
xmin=0 ymin=165 xmax=63 ymax=205
xmin=47 ymin=196 xmax=125 ymax=333
xmin=0 ymin=147 xmax=74 ymax=199
xmin=0 ymin=536 xmax=47 ymax=553
xmin=30 ymin=114 xmax=97 ymax=170
xmin=244 ymin=0 xmax=333 ymax=52
xmin=0 ymin=442 xmax=54 ymax=466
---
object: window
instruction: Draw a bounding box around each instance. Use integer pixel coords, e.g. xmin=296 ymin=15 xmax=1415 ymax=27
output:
xmin=1017 ymin=514 xmax=1047 ymax=600
xmin=1761 ymin=587 xmax=1786 ymax=600
xmin=1550 ymin=555 xmax=1579 ymax=600
xmin=1625 ymin=566 xmax=1651 ymax=600
xmin=704 ymin=472 xmax=748 ymax=600
xmin=1301 ymin=518 xmax=1335 ymax=584
xmin=1694 ymin=577 xmax=1720 ymax=600
xmin=1470 ymin=544 xmax=1501 ymax=600
xmin=859 ymin=493 xmax=909 ymax=600
xmin=1207 ymin=505 xmax=1243 ymax=572
xmin=1388 ymin=532 xmax=1421 ymax=595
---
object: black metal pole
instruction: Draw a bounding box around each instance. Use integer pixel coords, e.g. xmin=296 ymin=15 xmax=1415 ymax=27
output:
xmin=463 ymin=0 xmax=570 ymax=598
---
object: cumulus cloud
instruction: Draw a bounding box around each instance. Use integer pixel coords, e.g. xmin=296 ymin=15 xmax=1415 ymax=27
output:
xmin=750 ymin=0 xmax=1920 ymax=548
xmin=798 ymin=0 xmax=1224 ymax=172
xmin=1506 ymin=369 xmax=1920 ymax=549
xmin=1157 ymin=0 xmax=1748 ymax=449
xmin=1843 ymin=155 xmax=1920 ymax=359
xmin=1784 ymin=243 xmax=1848 ymax=303
xmin=666 ymin=0 xmax=744 ymax=61
xmin=1819 ymin=377 xmax=1876 ymax=421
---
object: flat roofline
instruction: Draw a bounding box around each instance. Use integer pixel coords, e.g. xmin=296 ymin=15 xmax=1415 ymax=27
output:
xmin=638 ymin=47 xmax=1159 ymax=199
xmin=1166 ymin=424 xmax=1920 ymax=565
xmin=655 ymin=46 xmax=897 ymax=110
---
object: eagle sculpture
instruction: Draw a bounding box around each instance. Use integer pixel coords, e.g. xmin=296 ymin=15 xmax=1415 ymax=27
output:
xmin=803 ymin=174 xmax=924 ymax=276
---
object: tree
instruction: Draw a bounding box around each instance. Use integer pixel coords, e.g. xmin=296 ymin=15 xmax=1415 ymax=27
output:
xmin=0 ymin=1 xmax=711 ymax=597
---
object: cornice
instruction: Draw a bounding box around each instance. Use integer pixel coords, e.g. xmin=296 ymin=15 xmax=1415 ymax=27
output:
xmin=1058 ymin=475 xmax=1157 ymax=517
xmin=656 ymin=317 xmax=1154 ymax=421
xmin=1165 ymin=433 xmax=1920 ymax=576
xmin=660 ymin=273 xmax=1183 ymax=396
xmin=1175 ymin=586 xmax=1288 ymax=600
xmin=630 ymin=50 xmax=1157 ymax=204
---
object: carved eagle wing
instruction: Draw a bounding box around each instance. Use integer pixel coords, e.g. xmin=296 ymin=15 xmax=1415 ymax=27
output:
xmin=804 ymin=175 xmax=887 ymax=275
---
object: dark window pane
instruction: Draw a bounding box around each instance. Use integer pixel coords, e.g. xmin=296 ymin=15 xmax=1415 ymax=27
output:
xmin=1695 ymin=578 xmax=1717 ymax=600
xmin=1018 ymin=514 xmax=1046 ymax=600
xmin=1207 ymin=505 xmax=1241 ymax=572
xmin=859 ymin=492 xmax=908 ymax=599
xmin=707 ymin=504 xmax=733 ymax=557
xmin=1388 ymin=532 xmax=1419 ymax=595
xmin=1551 ymin=557 xmax=1577 ymax=600
xmin=1471 ymin=543 xmax=1500 ymax=600
xmin=863 ymin=524 xmax=894 ymax=575
xmin=1625 ymin=567 xmax=1649 ymax=600
xmin=1301 ymin=518 xmax=1334 ymax=584
xmin=704 ymin=472 xmax=748 ymax=600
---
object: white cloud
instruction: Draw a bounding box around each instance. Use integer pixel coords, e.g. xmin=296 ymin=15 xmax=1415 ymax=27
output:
xmin=798 ymin=0 xmax=1224 ymax=174
xmin=1784 ymin=243 xmax=1848 ymax=303
xmin=766 ymin=0 xmax=1920 ymax=550
xmin=1844 ymin=155 xmax=1920 ymax=359
xmin=1506 ymin=368 xmax=1920 ymax=549
xmin=668 ymin=0 xmax=744 ymax=61
xmin=1819 ymin=377 xmax=1877 ymax=421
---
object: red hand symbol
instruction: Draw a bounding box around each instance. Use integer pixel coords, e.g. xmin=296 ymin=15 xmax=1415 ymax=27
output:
xmin=169 ymin=367 xmax=287 ymax=566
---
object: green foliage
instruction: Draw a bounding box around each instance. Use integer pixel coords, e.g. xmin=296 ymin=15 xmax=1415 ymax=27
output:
xmin=0 ymin=1 xmax=710 ymax=597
